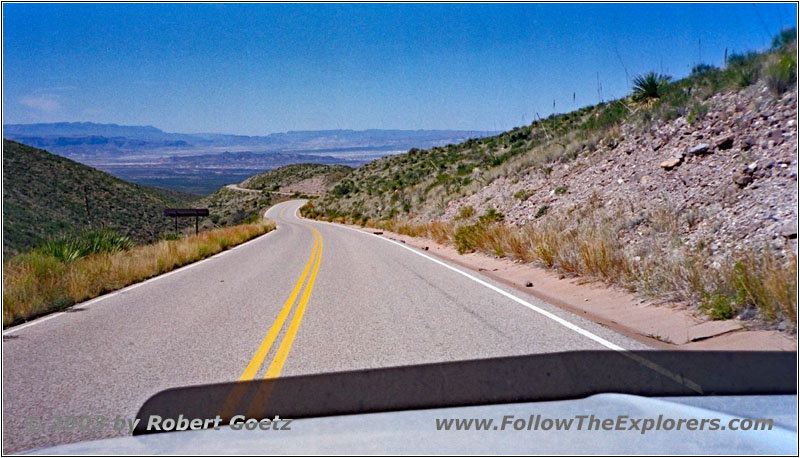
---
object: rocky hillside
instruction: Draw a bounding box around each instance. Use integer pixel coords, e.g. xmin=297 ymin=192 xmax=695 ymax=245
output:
xmin=193 ymin=164 xmax=353 ymax=230
xmin=240 ymin=164 xmax=352 ymax=195
xmin=444 ymin=85 xmax=798 ymax=264
xmin=2 ymin=139 xmax=194 ymax=256
xmin=305 ymin=32 xmax=798 ymax=329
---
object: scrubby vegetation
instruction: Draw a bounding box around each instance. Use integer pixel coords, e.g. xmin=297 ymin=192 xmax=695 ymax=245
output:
xmin=194 ymin=163 xmax=353 ymax=230
xmin=303 ymin=202 xmax=796 ymax=329
xmin=631 ymin=72 xmax=671 ymax=103
xmin=310 ymin=28 xmax=796 ymax=224
xmin=34 ymin=228 xmax=134 ymax=263
xmin=304 ymin=28 xmax=798 ymax=329
xmin=240 ymin=163 xmax=352 ymax=193
xmin=195 ymin=187 xmax=274 ymax=230
xmin=2 ymin=139 xmax=195 ymax=257
xmin=3 ymin=219 xmax=275 ymax=327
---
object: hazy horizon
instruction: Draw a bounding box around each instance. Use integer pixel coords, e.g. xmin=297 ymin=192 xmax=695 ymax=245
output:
xmin=3 ymin=3 xmax=797 ymax=135
xmin=2 ymin=120 xmax=498 ymax=138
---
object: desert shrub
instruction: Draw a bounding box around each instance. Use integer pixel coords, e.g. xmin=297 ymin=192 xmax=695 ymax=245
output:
xmin=632 ymin=72 xmax=671 ymax=103
xmin=690 ymin=63 xmax=717 ymax=77
xmin=535 ymin=205 xmax=549 ymax=218
xmin=687 ymin=103 xmax=709 ymax=124
xmin=514 ymin=189 xmax=534 ymax=200
xmin=766 ymin=53 xmax=797 ymax=95
xmin=36 ymin=228 xmax=133 ymax=263
xmin=454 ymin=223 xmax=486 ymax=254
xmin=772 ymin=27 xmax=797 ymax=50
xmin=457 ymin=205 xmax=475 ymax=219
xmin=479 ymin=208 xmax=504 ymax=223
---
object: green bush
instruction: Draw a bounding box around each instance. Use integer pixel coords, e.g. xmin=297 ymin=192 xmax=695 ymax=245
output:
xmin=458 ymin=205 xmax=475 ymax=219
xmin=702 ymin=292 xmax=736 ymax=320
xmin=725 ymin=52 xmax=761 ymax=88
xmin=690 ymin=63 xmax=716 ymax=77
xmin=479 ymin=208 xmax=504 ymax=223
xmin=36 ymin=228 xmax=134 ymax=263
xmin=687 ymin=103 xmax=709 ymax=124
xmin=632 ymin=72 xmax=671 ymax=102
xmin=582 ymin=101 xmax=628 ymax=131
xmin=772 ymin=27 xmax=797 ymax=50
xmin=454 ymin=223 xmax=486 ymax=254
xmin=332 ymin=181 xmax=353 ymax=196
xmin=766 ymin=53 xmax=797 ymax=95
xmin=535 ymin=205 xmax=549 ymax=219
xmin=514 ymin=189 xmax=534 ymax=201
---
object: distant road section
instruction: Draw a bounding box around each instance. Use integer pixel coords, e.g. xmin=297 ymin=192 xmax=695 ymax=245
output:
xmin=2 ymin=200 xmax=646 ymax=453
xmin=224 ymin=184 xmax=315 ymax=196
xmin=225 ymin=183 xmax=260 ymax=193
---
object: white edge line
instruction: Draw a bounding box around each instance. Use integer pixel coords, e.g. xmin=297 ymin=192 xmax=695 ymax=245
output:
xmin=290 ymin=203 xmax=624 ymax=351
xmin=3 ymin=226 xmax=278 ymax=336
xmin=295 ymin=203 xmax=703 ymax=394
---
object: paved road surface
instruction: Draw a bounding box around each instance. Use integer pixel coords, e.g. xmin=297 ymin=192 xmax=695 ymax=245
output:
xmin=2 ymin=200 xmax=647 ymax=453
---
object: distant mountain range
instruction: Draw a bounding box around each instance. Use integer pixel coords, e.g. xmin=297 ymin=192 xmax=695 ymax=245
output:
xmin=3 ymin=123 xmax=497 ymax=195
xmin=3 ymin=122 xmax=498 ymax=159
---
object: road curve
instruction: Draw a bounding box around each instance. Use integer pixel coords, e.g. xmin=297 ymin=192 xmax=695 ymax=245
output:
xmin=225 ymin=184 xmax=313 ymax=196
xmin=2 ymin=200 xmax=647 ymax=453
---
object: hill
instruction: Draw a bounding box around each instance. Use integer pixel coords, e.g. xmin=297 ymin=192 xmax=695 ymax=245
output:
xmin=2 ymin=139 xmax=195 ymax=256
xmin=3 ymin=123 xmax=496 ymax=195
xmin=240 ymin=164 xmax=353 ymax=194
xmin=305 ymin=32 xmax=798 ymax=329
xmin=193 ymin=164 xmax=352 ymax=229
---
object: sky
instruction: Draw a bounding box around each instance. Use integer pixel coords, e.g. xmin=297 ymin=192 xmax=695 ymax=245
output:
xmin=2 ymin=3 xmax=797 ymax=135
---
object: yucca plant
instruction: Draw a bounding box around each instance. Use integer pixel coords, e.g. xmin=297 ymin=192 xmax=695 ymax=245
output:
xmin=35 ymin=228 xmax=133 ymax=263
xmin=631 ymin=72 xmax=671 ymax=103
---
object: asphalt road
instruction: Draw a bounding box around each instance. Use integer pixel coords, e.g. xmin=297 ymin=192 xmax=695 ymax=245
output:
xmin=2 ymin=200 xmax=648 ymax=453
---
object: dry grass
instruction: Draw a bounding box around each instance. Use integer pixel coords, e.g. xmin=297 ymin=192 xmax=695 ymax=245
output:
xmin=311 ymin=207 xmax=796 ymax=329
xmin=3 ymin=219 xmax=276 ymax=327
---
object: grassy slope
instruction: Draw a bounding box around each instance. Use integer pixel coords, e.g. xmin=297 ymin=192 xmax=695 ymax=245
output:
xmin=4 ymin=220 xmax=275 ymax=327
xmin=304 ymin=34 xmax=798 ymax=328
xmin=240 ymin=163 xmax=352 ymax=191
xmin=195 ymin=187 xmax=273 ymax=228
xmin=310 ymin=37 xmax=797 ymax=222
xmin=2 ymin=139 xmax=194 ymax=256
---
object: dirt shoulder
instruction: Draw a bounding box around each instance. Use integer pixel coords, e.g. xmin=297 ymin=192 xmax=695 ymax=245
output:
xmin=340 ymin=222 xmax=795 ymax=351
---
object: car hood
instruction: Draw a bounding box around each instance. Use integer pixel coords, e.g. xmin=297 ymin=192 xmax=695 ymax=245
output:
xmin=30 ymin=393 xmax=797 ymax=454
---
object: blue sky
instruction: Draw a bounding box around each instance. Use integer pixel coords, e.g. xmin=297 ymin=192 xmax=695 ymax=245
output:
xmin=3 ymin=3 xmax=796 ymax=135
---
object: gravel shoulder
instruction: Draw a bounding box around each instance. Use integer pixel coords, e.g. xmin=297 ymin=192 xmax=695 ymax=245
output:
xmin=335 ymin=222 xmax=796 ymax=351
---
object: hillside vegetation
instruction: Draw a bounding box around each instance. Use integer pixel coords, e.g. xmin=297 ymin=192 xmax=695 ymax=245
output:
xmin=2 ymin=139 xmax=196 ymax=257
xmin=305 ymin=30 xmax=798 ymax=330
xmin=4 ymin=220 xmax=275 ymax=327
xmin=311 ymin=32 xmax=797 ymax=222
xmin=193 ymin=164 xmax=353 ymax=230
xmin=240 ymin=163 xmax=352 ymax=194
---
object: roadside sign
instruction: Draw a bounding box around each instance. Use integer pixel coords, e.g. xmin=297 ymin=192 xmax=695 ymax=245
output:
xmin=164 ymin=208 xmax=210 ymax=235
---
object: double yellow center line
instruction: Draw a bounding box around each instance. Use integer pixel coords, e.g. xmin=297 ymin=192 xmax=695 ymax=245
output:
xmin=240 ymin=206 xmax=323 ymax=381
xmin=219 ymin=205 xmax=322 ymax=418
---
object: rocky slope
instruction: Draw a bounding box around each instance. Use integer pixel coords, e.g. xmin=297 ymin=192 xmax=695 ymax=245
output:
xmin=443 ymin=85 xmax=798 ymax=263
xmin=305 ymin=38 xmax=798 ymax=329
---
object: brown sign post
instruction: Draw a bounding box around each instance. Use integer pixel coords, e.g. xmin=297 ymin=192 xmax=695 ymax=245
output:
xmin=164 ymin=208 xmax=210 ymax=236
